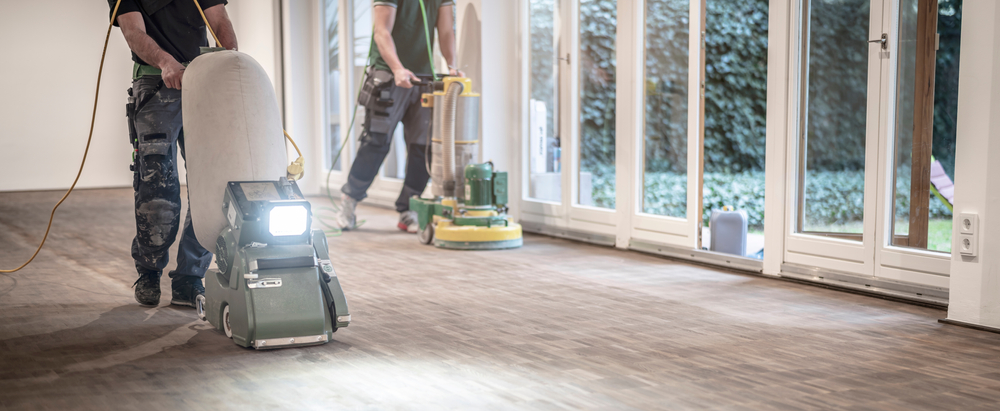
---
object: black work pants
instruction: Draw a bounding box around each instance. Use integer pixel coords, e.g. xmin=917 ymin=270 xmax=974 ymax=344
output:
xmin=129 ymin=76 xmax=212 ymax=280
xmin=342 ymin=69 xmax=432 ymax=212
xmin=344 ymin=138 xmax=431 ymax=212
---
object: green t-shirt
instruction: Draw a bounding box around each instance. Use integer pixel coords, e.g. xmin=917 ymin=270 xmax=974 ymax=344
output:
xmin=371 ymin=0 xmax=454 ymax=75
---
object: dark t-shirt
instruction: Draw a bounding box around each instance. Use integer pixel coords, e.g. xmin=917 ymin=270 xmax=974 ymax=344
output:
xmin=371 ymin=0 xmax=455 ymax=75
xmin=108 ymin=0 xmax=228 ymax=66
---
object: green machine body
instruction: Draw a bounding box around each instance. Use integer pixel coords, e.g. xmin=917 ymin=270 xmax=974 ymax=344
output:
xmin=410 ymin=162 xmax=521 ymax=250
xmin=198 ymin=178 xmax=351 ymax=349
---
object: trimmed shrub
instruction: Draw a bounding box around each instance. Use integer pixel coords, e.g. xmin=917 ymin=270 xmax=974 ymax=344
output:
xmin=590 ymin=167 xmax=951 ymax=231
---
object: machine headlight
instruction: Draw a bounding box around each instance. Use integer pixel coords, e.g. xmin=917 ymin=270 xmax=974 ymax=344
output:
xmin=268 ymin=205 xmax=309 ymax=236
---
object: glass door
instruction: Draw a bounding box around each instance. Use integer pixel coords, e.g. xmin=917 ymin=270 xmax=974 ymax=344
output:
xmin=785 ymin=0 xmax=956 ymax=285
xmin=784 ymin=0 xmax=885 ymax=275
xmin=520 ymin=0 xmax=569 ymax=227
xmin=564 ymin=0 xmax=620 ymax=235
xmin=322 ymin=0 xmax=369 ymax=192
xmin=872 ymin=0 xmax=961 ymax=288
xmin=628 ymin=0 xmax=703 ymax=248
xmin=526 ymin=0 xmax=563 ymax=205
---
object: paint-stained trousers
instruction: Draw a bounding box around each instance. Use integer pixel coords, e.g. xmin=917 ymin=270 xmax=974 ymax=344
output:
xmin=129 ymin=76 xmax=212 ymax=281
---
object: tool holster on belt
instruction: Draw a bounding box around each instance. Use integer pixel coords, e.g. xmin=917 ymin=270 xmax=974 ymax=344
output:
xmin=125 ymin=81 xmax=165 ymax=176
xmin=126 ymin=90 xmax=139 ymax=173
xmin=357 ymin=68 xmax=397 ymax=143
xmin=357 ymin=67 xmax=395 ymax=109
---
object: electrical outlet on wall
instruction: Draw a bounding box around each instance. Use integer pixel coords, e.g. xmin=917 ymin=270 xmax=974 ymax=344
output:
xmin=959 ymin=213 xmax=978 ymax=235
xmin=959 ymin=234 xmax=978 ymax=257
xmin=958 ymin=213 xmax=979 ymax=257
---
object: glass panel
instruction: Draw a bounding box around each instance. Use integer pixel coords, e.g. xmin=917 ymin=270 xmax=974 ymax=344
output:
xmin=701 ymin=0 xmax=769 ymax=259
xmin=578 ymin=0 xmax=616 ymax=208
xmin=354 ymin=0 xmax=372 ymax=83
xmin=528 ymin=0 xmax=562 ymax=203
xmin=351 ymin=0 xmax=373 ymax=169
xmin=325 ymin=0 xmax=342 ymax=170
xmin=796 ymin=0 xmax=871 ymax=238
xmin=891 ymin=0 xmax=960 ymax=253
xmin=642 ymin=0 xmax=689 ymax=218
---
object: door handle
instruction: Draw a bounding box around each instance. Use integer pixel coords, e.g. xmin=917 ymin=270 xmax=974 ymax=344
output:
xmin=868 ymin=33 xmax=887 ymax=50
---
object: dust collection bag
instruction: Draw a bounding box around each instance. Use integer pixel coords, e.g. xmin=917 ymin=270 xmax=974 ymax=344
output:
xmin=182 ymin=51 xmax=287 ymax=253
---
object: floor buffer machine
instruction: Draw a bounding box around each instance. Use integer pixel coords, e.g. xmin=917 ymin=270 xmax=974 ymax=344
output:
xmin=409 ymin=78 xmax=523 ymax=250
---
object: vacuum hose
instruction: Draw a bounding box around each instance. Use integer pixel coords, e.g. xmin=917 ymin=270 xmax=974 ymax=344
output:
xmin=441 ymin=82 xmax=464 ymax=197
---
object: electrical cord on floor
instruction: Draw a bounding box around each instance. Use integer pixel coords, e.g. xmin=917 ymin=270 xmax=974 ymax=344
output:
xmin=2 ymin=0 xmax=306 ymax=273
xmin=0 ymin=0 xmax=126 ymax=273
xmin=317 ymin=62 xmax=372 ymax=236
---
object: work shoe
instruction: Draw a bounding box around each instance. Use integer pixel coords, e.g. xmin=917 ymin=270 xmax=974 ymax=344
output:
xmin=398 ymin=210 xmax=419 ymax=233
xmin=336 ymin=195 xmax=359 ymax=230
xmin=133 ymin=269 xmax=161 ymax=307
xmin=171 ymin=276 xmax=205 ymax=308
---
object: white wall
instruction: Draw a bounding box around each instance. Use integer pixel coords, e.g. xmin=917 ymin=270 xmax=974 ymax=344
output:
xmin=0 ymin=0 xmax=283 ymax=193
xmin=227 ymin=0 xmax=283 ymax=97
xmin=946 ymin=1 xmax=1000 ymax=328
xmin=467 ymin=0 xmax=520 ymax=216
xmin=0 ymin=2 xmax=135 ymax=192
xmin=281 ymin=0 xmax=325 ymax=196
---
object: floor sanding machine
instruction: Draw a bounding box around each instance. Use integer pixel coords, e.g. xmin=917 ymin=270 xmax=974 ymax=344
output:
xmin=183 ymin=50 xmax=350 ymax=349
xmin=0 ymin=1 xmax=349 ymax=350
xmin=410 ymin=78 xmax=523 ymax=250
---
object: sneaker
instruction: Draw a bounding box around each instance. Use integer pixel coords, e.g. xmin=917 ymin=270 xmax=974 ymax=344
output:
xmin=171 ymin=276 xmax=205 ymax=308
xmin=336 ymin=194 xmax=359 ymax=230
xmin=133 ymin=269 xmax=161 ymax=307
xmin=398 ymin=210 xmax=419 ymax=233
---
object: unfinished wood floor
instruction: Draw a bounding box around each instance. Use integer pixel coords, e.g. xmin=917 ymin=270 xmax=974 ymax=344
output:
xmin=2 ymin=188 xmax=1000 ymax=410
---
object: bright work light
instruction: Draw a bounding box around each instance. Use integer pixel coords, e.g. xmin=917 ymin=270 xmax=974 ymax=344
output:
xmin=269 ymin=205 xmax=309 ymax=236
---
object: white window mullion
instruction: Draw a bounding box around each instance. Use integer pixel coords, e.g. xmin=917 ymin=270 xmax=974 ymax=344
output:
xmin=685 ymin=0 xmax=706 ymax=249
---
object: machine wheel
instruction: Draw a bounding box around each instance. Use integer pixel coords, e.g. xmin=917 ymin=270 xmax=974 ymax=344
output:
xmin=222 ymin=305 xmax=233 ymax=338
xmin=418 ymin=223 xmax=435 ymax=245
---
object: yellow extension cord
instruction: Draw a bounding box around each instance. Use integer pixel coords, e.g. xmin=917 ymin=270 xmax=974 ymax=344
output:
xmin=1 ymin=0 xmax=302 ymax=273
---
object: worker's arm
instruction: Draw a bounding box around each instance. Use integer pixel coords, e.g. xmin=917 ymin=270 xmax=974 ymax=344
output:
xmin=373 ymin=5 xmax=420 ymax=88
xmin=204 ymin=4 xmax=238 ymax=51
xmin=436 ymin=5 xmax=463 ymax=77
xmin=117 ymin=12 xmax=186 ymax=90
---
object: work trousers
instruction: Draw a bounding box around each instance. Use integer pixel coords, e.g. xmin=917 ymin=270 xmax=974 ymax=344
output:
xmin=129 ymin=76 xmax=212 ymax=281
xmin=342 ymin=70 xmax=432 ymax=212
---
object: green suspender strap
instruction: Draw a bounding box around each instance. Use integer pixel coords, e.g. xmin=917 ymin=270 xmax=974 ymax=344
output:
xmin=417 ymin=0 xmax=438 ymax=77
xmin=132 ymin=62 xmax=190 ymax=79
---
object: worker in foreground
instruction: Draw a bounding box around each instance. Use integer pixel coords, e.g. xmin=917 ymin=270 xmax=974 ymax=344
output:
xmin=336 ymin=0 xmax=464 ymax=233
xmin=109 ymin=0 xmax=238 ymax=307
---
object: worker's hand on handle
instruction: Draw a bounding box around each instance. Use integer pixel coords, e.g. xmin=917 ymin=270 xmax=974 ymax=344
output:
xmin=449 ymin=68 xmax=465 ymax=78
xmin=161 ymin=59 xmax=186 ymax=90
xmin=393 ymin=68 xmax=421 ymax=89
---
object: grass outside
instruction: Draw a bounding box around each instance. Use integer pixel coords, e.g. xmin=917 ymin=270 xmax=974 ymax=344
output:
xmin=803 ymin=218 xmax=953 ymax=253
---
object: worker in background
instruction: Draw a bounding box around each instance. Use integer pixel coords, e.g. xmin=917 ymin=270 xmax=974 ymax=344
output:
xmin=336 ymin=0 xmax=464 ymax=233
xmin=109 ymin=0 xmax=238 ymax=307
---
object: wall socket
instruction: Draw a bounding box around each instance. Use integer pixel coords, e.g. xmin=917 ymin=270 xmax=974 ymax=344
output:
xmin=958 ymin=213 xmax=979 ymax=257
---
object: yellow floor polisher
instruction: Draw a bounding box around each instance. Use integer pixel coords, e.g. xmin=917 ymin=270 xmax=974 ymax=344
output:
xmin=409 ymin=77 xmax=522 ymax=250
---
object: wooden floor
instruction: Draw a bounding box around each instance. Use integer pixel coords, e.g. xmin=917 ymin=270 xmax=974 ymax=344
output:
xmin=2 ymin=188 xmax=1000 ymax=410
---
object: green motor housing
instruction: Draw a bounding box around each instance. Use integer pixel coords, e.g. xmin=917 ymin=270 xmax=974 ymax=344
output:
xmin=464 ymin=163 xmax=494 ymax=208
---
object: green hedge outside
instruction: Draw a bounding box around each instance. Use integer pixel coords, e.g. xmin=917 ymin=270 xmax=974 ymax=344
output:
xmin=590 ymin=168 xmax=951 ymax=231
